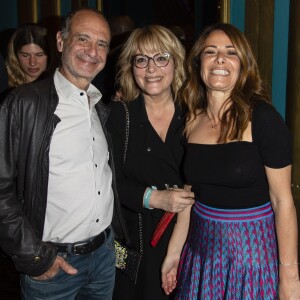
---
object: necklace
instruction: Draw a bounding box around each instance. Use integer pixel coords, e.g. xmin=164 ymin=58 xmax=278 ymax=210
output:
xmin=209 ymin=120 xmax=218 ymax=129
xmin=206 ymin=109 xmax=219 ymax=129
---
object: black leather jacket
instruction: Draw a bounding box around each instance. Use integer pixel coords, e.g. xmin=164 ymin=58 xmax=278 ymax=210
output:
xmin=0 ymin=75 xmax=127 ymax=276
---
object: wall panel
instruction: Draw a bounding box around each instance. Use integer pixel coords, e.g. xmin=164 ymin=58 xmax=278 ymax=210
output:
xmin=18 ymin=0 xmax=38 ymax=24
xmin=286 ymin=0 xmax=300 ymax=209
xmin=244 ymin=0 xmax=274 ymax=91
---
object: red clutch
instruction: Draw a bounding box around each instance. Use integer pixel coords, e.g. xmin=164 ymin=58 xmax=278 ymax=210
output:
xmin=150 ymin=212 xmax=175 ymax=247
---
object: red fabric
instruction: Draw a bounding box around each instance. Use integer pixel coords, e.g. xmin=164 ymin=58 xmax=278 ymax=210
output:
xmin=150 ymin=212 xmax=175 ymax=247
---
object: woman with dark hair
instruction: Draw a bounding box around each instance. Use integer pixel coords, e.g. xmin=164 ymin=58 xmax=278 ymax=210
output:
xmin=6 ymin=23 xmax=58 ymax=87
xmin=0 ymin=23 xmax=59 ymax=298
xmin=162 ymin=23 xmax=300 ymax=299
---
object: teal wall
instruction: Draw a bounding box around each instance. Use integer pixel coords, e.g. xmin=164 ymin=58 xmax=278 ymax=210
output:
xmin=229 ymin=0 xmax=290 ymax=118
xmin=272 ymin=0 xmax=290 ymax=119
xmin=230 ymin=0 xmax=245 ymax=32
xmin=61 ymin=1 xmax=72 ymax=17
xmin=0 ymin=0 xmax=18 ymax=31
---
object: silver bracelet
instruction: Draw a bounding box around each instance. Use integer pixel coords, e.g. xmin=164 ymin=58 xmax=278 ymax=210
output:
xmin=279 ymin=261 xmax=300 ymax=267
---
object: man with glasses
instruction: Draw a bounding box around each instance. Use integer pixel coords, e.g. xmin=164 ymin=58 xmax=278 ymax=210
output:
xmin=0 ymin=8 xmax=127 ymax=299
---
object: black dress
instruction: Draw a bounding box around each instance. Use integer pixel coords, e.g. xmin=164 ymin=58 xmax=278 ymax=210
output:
xmin=108 ymin=95 xmax=186 ymax=300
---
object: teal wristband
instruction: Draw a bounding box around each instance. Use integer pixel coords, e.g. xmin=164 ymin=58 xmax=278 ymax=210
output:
xmin=143 ymin=187 xmax=153 ymax=209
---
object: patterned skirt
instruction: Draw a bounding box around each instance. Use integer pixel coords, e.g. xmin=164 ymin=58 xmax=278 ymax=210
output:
xmin=173 ymin=202 xmax=278 ymax=300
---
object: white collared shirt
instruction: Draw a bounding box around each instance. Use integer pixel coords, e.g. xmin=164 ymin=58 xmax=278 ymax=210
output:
xmin=42 ymin=69 xmax=113 ymax=243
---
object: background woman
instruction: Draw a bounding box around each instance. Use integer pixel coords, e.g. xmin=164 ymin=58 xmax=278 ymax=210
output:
xmin=162 ymin=23 xmax=300 ymax=299
xmin=108 ymin=25 xmax=194 ymax=300
xmin=0 ymin=22 xmax=58 ymax=297
xmin=6 ymin=23 xmax=57 ymax=88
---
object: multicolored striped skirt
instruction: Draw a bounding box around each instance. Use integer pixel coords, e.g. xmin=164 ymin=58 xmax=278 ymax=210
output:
xmin=173 ymin=201 xmax=278 ymax=300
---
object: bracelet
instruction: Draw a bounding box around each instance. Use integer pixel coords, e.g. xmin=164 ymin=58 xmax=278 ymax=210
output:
xmin=279 ymin=261 xmax=300 ymax=267
xmin=143 ymin=187 xmax=153 ymax=209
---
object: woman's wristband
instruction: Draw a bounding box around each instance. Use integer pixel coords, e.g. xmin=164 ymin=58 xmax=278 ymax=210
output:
xmin=143 ymin=186 xmax=156 ymax=209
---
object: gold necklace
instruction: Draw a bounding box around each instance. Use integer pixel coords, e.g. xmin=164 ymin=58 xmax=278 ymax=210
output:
xmin=206 ymin=110 xmax=219 ymax=129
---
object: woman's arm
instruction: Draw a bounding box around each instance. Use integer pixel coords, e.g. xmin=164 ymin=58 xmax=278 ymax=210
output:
xmin=266 ymin=165 xmax=300 ymax=299
xmin=108 ymin=101 xmax=194 ymax=214
xmin=161 ymin=188 xmax=192 ymax=295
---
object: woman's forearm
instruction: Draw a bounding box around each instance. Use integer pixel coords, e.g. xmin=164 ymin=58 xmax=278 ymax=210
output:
xmin=166 ymin=204 xmax=192 ymax=256
xmin=274 ymin=201 xmax=299 ymax=278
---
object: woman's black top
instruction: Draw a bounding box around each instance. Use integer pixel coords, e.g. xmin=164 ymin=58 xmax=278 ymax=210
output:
xmin=108 ymin=95 xmax=186 ymax=300
xmin=184 ymin=100 xmax=292 ymax=209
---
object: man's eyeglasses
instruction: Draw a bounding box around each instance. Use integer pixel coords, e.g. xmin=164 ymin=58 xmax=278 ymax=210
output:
xmin=132 ymin=53 xmax=172 ymax=69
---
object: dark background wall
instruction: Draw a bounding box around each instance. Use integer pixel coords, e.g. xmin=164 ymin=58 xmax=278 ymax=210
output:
xmin=0 ymin=0 xmax=221 ymax=56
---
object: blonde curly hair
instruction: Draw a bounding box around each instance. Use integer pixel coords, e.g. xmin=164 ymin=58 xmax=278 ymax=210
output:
xmin=116 ymin=24 xmax=186 ymax=102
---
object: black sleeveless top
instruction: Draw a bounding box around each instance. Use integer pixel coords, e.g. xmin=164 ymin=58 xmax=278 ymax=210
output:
xmin=183 ymin=101 xmax=292 ymax=209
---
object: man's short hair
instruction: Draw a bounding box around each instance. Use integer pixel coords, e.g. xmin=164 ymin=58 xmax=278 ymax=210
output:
xmin=61 ymin=8 xmax=105 ymax=39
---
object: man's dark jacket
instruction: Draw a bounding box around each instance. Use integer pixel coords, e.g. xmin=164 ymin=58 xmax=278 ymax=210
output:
xmin=0 ymin=75 xmax=127 ymax=276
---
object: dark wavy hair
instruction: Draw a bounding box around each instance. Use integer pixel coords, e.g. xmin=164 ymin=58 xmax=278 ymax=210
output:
xmin=6 ymin=23 xmax=58 ymax=87
xmin=183 ymin=23 xmax=270 ymax=142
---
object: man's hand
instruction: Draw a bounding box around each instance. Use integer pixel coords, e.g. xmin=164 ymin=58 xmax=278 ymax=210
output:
xmin=32 ymin=255 xmax=77 ymax=280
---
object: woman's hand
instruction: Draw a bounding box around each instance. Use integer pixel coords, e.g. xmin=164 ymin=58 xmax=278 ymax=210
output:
xmin=161 ymin=253 xmax=180 ymax=295
xmin=150 ymin=188 xmax=194 ymax=212
xmin=161 ymin=204 xmax=192 ymax=296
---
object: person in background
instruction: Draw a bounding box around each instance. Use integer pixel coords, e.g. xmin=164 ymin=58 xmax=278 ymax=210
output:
xmin=108 ymin=25 xmax=194 ymax=300
xmin=107 ymin=15 xmax=136 ymax=50
xmin=92 ymin=15 xmax=136 ymax=104
xmin=0 ymin=8 xmax=127 ymax=300
xmin=6 ymin=23 xmax=58 ymax=88
xmin=0 ymin=23 xmax=59 ymax=297
xmin=162 ymin=23 xmax=300 ymax=299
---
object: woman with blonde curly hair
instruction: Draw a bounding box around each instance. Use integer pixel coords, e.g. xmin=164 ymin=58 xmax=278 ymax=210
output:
xmin=108 ymin=25 xmax=195 ymax=300
xmin=6 ymin=23 xmax=57 ymax=87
